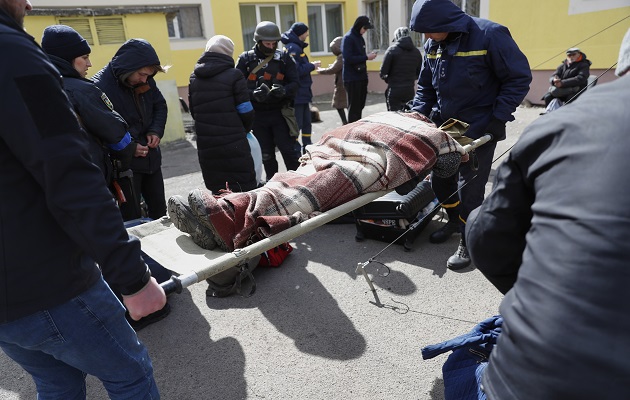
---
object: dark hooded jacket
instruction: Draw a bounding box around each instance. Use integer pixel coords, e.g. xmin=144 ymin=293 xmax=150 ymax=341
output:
xmin=550 ymin=51 xmax=591 ymax=95
xmin=317 ymin=36 xmax=347 ymax=109
xmin=0 ymin=9 xmax=149 ymax=323
xmin=380 ymin=36 xmax=422 ymax=88
xmin=342 ymin=16 xmax=371 ymax=83
xmin=92 ymin=39 xmax=168 ymax=174
xmin=189 ymin=51 xmax=257 ymax=192
xmin=466 ymin=76 xmax=630 ymax=400
xmin=47 ymin=54 xmax=134 ymax=184
xmin=281 ymin=29 xmax=315 ymax=104
xmin=409 ymin=0 xmax=531 ymax=139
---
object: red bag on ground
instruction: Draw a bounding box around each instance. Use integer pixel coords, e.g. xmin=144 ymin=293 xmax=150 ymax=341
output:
xmin=258 ymin=243 xmax=293 ymax=267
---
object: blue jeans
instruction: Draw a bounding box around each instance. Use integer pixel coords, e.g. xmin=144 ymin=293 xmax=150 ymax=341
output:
xmin=0 ymin=277 xmax=159 ymax=400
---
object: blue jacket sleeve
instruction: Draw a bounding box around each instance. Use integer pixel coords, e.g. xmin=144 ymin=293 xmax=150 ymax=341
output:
xmin=486 ymin=25 xmax=532 ymax=122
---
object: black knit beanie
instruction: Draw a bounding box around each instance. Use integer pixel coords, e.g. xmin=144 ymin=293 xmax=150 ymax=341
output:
xmin=41 ymin=25 xmax=91 ymax=63
xmin=291 ymin=22 xmax=308 ymax=36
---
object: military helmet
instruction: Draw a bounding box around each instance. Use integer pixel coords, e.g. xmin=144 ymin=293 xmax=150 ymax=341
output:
xmin=253 ymin=21 xmax=281 ymax=42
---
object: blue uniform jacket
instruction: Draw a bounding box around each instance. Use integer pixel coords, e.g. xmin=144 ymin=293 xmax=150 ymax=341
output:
xmin=0 ymin=10 xmax=148 ymax=323
xmin=92 ymin=39 xmax=168 ymax=174
xmin=281 ymin=30 xmax=314 ymax=105
xmin=410 ymin=0 xmax=531 ymax=139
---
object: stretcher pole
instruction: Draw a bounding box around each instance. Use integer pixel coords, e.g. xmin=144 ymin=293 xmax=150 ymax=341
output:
xmin=160 ymin=190 xmax=389 ymax=295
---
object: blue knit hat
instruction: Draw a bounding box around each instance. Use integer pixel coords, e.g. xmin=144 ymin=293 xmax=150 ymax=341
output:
xmin=291 ymin=22 xmax=308 ymax=36
xmin=41 ymin=25 xmax=91 ymax=63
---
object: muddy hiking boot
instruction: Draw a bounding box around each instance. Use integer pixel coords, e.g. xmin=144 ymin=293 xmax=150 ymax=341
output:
xmin=187 ymin=188 xmax=234 ymax=252
xmin=167 ymin=195 xmax=217 ymax=250
xmin=447 ymin=239 xmax=471 ymax=270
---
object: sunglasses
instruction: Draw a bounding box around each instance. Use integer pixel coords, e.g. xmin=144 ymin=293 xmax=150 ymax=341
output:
xmin=567 ymin=52 xmax=578 ymax=56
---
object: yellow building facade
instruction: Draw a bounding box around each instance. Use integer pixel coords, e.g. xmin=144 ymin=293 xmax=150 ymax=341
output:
xmin=24 ymin=0 xmax=630 ymax=125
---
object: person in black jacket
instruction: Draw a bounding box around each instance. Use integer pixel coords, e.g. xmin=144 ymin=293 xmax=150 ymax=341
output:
xmin=92 ymin=39 xmax=169 ymax=221
xmin=189 ymin=35 xmax=256 ymax=193
xmin=0 ymin=0 xmax=165 ymax=397
xmin=236 ymin=21 xmax=301 ymax=180
xmin=465 ymin=34 xmax=630 ymax=399
xmin=380 ymin=27 xmax=422 ymax=111
xmin=342 ymin=15 xmax=378 ymax=123
xmin=40 ymin=24 xmax=135 ymax=205
xmin=541 ymin=47 xmax=591 ymax=109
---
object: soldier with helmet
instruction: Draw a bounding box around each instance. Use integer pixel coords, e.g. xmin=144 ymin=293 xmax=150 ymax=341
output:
xmin=236 ymin=21 xmax=301 ymax=180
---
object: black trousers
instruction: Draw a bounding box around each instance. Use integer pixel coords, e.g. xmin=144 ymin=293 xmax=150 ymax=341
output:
xmin=344 ymin=80 xmax=368 ymax=123
xmin=252 ymin=109 xmax=301 ymax=180
xmin=132 ymin=168 xmax=167 ymax=220
xmin=385 ymin=85 xmax=415 ymax=111
xmin=431 ymin=141 xmax=497 ymax=241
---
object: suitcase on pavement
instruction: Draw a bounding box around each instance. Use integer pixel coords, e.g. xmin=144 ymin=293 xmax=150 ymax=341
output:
xmin=352 ymin=180 xmax=439 ymax=251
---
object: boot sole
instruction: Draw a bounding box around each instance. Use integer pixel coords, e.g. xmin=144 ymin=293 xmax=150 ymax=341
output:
xmin=187 ymin=189 xmax=232 ymax=252
xmin=167 ymin=196 xmax=217 ymax=250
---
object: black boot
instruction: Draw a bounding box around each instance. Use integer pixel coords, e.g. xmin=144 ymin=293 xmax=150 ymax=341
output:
xmin=447 ymin=239 xmax=471 ymax=270
xmin=429 ymin=220 xmax=460 ymax=244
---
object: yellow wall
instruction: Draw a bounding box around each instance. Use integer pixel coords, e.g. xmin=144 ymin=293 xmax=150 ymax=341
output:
xmin=25 ymin=13 xmax=185 ymax=143
xmin=489 ymin=0 xmax=629 ymax=70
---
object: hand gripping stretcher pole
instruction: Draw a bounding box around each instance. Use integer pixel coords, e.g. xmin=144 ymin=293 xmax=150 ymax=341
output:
xmin=128 ymin=134 xmax=492 ymax=298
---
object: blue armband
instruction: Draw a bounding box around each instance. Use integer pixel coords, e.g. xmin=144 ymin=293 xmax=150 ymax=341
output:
xmin=236 ymin=101 xmax=254 ymax=114
xmin=107 ymin=132 xmax=132 ymax=151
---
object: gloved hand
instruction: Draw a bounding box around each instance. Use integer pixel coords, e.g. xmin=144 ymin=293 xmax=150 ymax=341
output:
xmin=485 ymin=118 xmax=506 ymax=142
xmin=253 ymin=83 xmax=270 ymax=102
xmin=269 ymin=84 xmax=286 ymax=99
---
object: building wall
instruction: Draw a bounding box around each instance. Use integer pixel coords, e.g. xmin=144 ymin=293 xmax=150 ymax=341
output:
xmin=489 ymin=0 xmax=629 ymax=104
xmin=25 ymin=11 xmax=186 ymax=143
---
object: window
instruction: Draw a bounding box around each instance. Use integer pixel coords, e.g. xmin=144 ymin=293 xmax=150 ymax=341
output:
xmin=239 ymin=4 xmax=296 ymax=50
xmin=405 ymin=0 xmax=480 ymax=49
xmin=451 ymin=0 xmax=480 ymax=17
xmin=94 ymin=18 xmax=126 ymax=45
xmin=307 ymin=4 xmax=344 ymax=53
xmin=366 ymin=0 xmax=389 ymax=51
xmin=58 ymin=17 xmax=126 ymax=46
xmin=167 ymin=6 xmax=204 ymax=39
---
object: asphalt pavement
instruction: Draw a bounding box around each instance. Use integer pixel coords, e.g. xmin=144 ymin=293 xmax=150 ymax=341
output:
xmin=0 ymin=94 xmax=543 ymax=399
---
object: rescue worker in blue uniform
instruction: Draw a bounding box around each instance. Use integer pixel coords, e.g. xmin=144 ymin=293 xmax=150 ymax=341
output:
xmin=409 ymin=0 xmax=531 ymax=270
xmin=236 ymin=21 xmax=301 ymax=180
xmin=93 ymin=39 xmax=169 ymax=221
xmin=281 ymin=22 xmax=321 ymax=153
xmin=41 ymin=24 xmax=135 ymax=208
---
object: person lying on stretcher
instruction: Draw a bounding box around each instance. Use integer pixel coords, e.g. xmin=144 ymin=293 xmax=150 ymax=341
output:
xmin=168 ymin=111 xmax=469 ymax=252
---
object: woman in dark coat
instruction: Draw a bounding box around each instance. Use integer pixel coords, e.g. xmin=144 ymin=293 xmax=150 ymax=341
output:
xmin=189 ymin=35 xmax=256 ymax=193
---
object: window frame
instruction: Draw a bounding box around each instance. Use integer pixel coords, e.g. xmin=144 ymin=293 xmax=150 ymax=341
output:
xmin=307 ymin=3 xmax=344 ymax=56
xmin=239 ymin=4 xmax=297 ymax=52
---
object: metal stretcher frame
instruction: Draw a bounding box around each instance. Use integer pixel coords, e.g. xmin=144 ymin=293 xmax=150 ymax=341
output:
xmin=129 ymin=135 xmax=492 ymax=296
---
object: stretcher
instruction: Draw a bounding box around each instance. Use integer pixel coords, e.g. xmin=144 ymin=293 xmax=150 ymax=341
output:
xmin=127 ymin=135 xmax=492 ymax=297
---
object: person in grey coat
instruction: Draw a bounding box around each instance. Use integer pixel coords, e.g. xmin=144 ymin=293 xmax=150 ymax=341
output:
xmin=380 ymin=27 xmax=422 ymax=111
xmin=465 ymin=28 xmax=630 ymax=399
